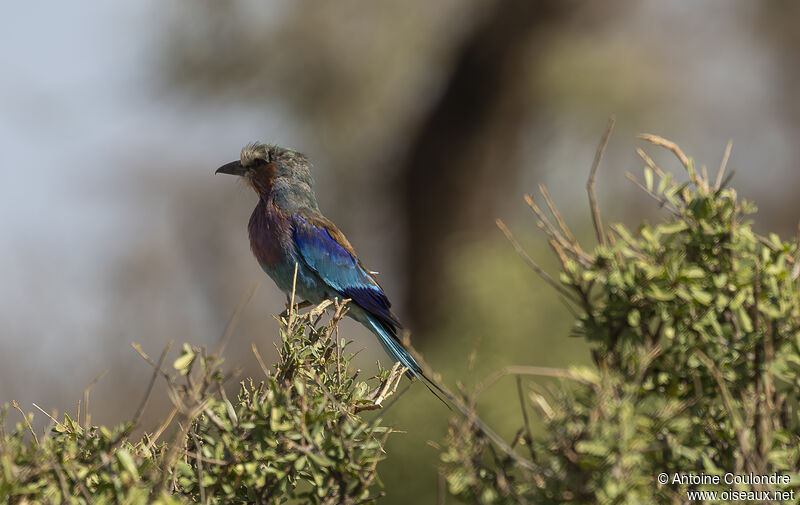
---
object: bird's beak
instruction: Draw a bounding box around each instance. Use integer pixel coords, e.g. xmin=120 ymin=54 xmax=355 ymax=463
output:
xmin=215 ymin=160 xmax=246 ymax=176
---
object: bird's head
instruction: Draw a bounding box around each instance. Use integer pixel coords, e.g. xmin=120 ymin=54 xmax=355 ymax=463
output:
xmin=216 ymin=143 xmax=313 ymax=197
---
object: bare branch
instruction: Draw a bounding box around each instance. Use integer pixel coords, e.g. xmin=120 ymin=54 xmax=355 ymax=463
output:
xmin=472 ymin=365 xmax=594 ymax=400
xmin=132 ymin=341 xmax=173 ymax=427
xmin=31 ymin=403 xmax=59 ymax=426
xmin=516 ymin=376 xmax=536 ymax=462
xmin=12 ymin=400 xmax=38 ymax=445
xmin=636 ymin=148 xmax=666 ymax=179
xmin=637 ymin=133 xmax=690 ymax=169
xmin=524 ymin=194 xmax=572 ymax=253
xmin=215 ymin=282 xmax=259 ymax=358
xmin=496 ymin=219 xmax=581 ymax=305
xmin=355 ymin=362 xmax=408 ymax=413
xmin=588 ymin=115 xmax=615 ymax=245
xmin=287 ymin=263 xmax=299 ymax=334
xmin=539 ymin=184 xmax=579 ymax=250
xmin=715 ymin=139 xmax=733 ymax=191
xmin=251 ymin=343 xmax=271 ymax=377
xmin=83 ymin=370 xmax=108 ymax=429
xmin=146 ymin=407 xmax=178 ymax=450
xmin=625 ymin=173 xmax=682 ymax=216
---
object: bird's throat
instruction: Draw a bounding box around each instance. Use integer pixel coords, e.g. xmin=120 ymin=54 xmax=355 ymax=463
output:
xmin=246 ymin=162 xmax=277 ymax=196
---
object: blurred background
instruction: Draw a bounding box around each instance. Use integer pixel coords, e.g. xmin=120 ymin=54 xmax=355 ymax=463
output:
xmin=2 ymin=0 xmax=799 ymax=502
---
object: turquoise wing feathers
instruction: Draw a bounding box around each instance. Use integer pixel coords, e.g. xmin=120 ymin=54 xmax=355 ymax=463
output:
xmin=291 ymin=213 xmax=399 ymax=327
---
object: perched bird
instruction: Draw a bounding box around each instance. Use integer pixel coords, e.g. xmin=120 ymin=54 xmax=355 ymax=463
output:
xmin=216 ymin=143 xmax=441 ymax=397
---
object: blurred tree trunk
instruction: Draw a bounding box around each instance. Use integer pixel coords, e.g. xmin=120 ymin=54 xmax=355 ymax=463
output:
xmin=755 ymin=1 xmax=800 ymax=234
xmin=401 ymin=0 xmax=570 ymax=334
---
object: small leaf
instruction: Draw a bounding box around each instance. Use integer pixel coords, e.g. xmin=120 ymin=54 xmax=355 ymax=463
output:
xmin=627 ymin=309 xmax=641 ymax=327
xmin=690 ymin=288 xmax=713 ymax=305
xmin=116 ymin=448 xmax=140 ymax=481
xmin=644 ymin=167 xmax=654 ymax=192
xmin=173 ymin=345 xmax=196 ymax=371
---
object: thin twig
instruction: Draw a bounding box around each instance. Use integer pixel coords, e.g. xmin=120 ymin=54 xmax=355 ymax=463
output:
xmin=132 ymin=343 xmax=173 ymax=383
xmin=588 ymin=115 xmax=615 ymax=245
xmin=50 ymin=459 xmax=71 ymax=502
xmin=524 ymin=194 xmax=573 ymax=255
xmin=539 ymin=184 xmax=579 ymax=250
xmin=370 ymin=382 xmax=411 ymax=417
xmin=215 ymin=282 xmax=259 ymax=358
xmin=202 ymin=407 xmax=227 ymax=432
xmin=356 ymin=363 xmax=408 ymax=413
xmin=32 ymin=402 xmax=60 ymax=426
xmin=718 ymin=168 xmax=736 ymax=191
xmin=407 ymin=357 xmax=540 ymax=472
xmin=146 ymin=407 xmax=178 ymax=450
xmin=496 ymin=219 xmax=581 ymax=305
xmin=636 ymin=148 xmax=666 ymax=179
xmin=132 ymin=341 xmax=173 ymax=427
xmin=450 ymin=392 xmax=535 ymax=471
xmin=637 ymin=133 xmax=690 ymax=169
xmin=472 ymin=365 xmax=593 ymax=400
xmin=180 ymin=447 xmax=230 ymax=466
xmin=309 ymin=369 xmax=357 ymax=420
xmin=217 ymin=382 xmax=238 ymax=427
xmin=82 ymin=370 xmax=108 ymax=429
xmin=12 ymin=401 xmax=38 ymax=445
xmin=191 ymin=431 xmax=207 ymax=504
xmin=548 ymin=239 xmax=572 ymax=275
xmin=715 ymin=139 xmax=733 ymax=190
xmin=754 ymin=233 xmax=795 ymax=265
xmin=251 ymin=343 xmax=271 ymax=377
xmin=625 ymin=173 xmax=682 ymax=216
xmin=336 ymin=327 xmax=343 ymax=387
xmin=287 ymin=263 xmax=299 ymax=335
xmin=516 ymin=376 xmax=536 ymax=462
xmin=765 ymin=320 xmax=776 ymax=418
xmin=694 ymin=350 xmax=765 ymax=479
xmin=74 ymin=474 xmax=96 ymax=505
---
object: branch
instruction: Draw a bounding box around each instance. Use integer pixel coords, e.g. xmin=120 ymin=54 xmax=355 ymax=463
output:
xmin=587 ymin=115 xmax=615 ymax=245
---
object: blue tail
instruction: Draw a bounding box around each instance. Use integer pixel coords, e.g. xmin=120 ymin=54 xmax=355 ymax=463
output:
xmin=364 ymin=315 xmax=422 ymax=376
xmin=364 ymin=315 xmax=451 ymax=408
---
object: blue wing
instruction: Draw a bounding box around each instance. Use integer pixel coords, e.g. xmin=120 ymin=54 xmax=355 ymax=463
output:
xmin=292 ymin=213 xmax=447 ymax=394
xmin=291 ymin=213 xmax=399 ymax=327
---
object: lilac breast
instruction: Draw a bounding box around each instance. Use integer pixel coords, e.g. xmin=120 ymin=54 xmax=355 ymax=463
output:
xmin=248 ymin=197 xmax=291 ymax=272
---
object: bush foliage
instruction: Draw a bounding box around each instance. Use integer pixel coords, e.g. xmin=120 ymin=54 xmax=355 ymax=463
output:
xmin=1 ymin=300 xmax=400 ymax=504
xmin=441 ymin=134 xmax=800 ymax=503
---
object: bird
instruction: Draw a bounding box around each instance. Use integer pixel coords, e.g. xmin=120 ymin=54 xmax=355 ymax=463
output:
xmin=215 ymin=142 xmax=445 ymax=401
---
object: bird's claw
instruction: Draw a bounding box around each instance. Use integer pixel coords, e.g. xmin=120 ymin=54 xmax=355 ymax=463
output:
xmin=355 ymin=362 xmax=408 ymax=413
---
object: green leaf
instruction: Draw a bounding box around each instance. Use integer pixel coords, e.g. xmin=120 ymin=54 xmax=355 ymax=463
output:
xmin=627 ymin=309 xmax=641 ymax=327
xmin=647 ymin=285 xmax=675 ymax=301
xmin=657 ymin=221 xmax=688 ymax=235
xmin=173 ymin=344 xmax=195 ymax=371
xmin=690 ymin=288 xmax=713 ymax=305
xmin=116 ymin=448 xmax=140 ymax=481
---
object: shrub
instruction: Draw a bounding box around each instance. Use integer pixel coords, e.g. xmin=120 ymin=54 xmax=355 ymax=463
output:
xmin=1 ymin=300 xmax=402 ymax=504
xmin=440 ymin=132 xmax=800 ymax=504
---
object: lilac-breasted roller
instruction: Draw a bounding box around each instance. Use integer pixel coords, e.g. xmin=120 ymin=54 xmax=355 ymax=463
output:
xmin=216 ymin=143 xmax=438 ymax=392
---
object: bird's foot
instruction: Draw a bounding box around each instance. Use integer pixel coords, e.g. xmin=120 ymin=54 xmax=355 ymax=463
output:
xmin=279 ymin=300 xmax=312 ymax=320
xmin=355 ymin=362 xmax=408 ymax=413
